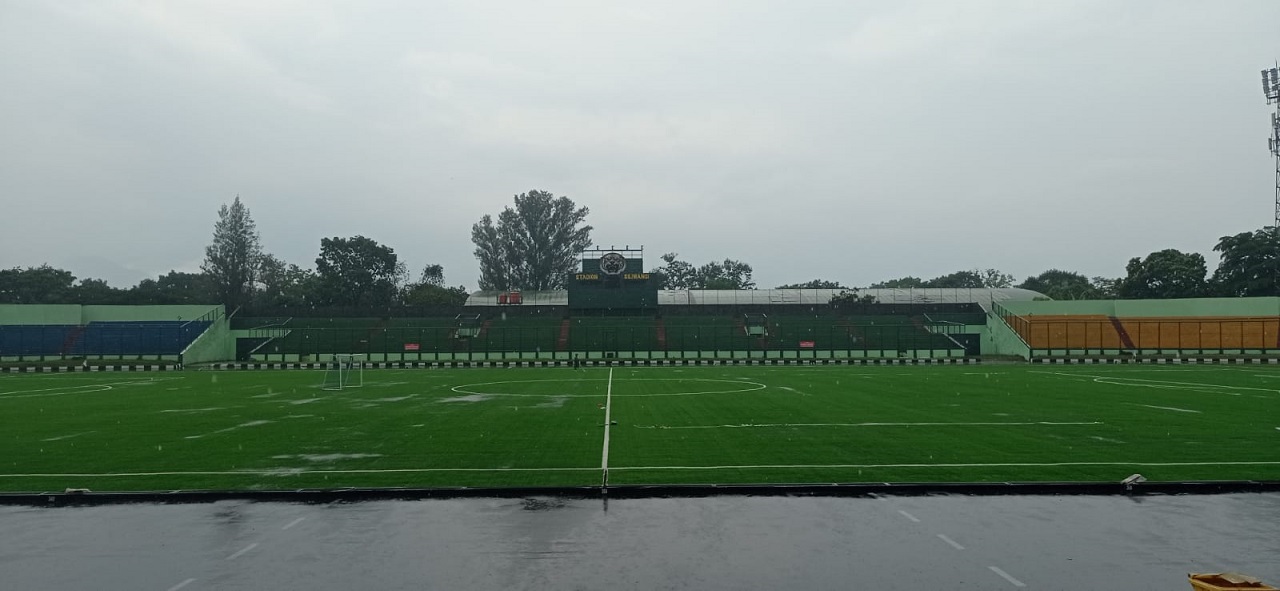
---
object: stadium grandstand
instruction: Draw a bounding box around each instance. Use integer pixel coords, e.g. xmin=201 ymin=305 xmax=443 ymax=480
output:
xmin=6 ymin=249 xmax=1280 ymax=367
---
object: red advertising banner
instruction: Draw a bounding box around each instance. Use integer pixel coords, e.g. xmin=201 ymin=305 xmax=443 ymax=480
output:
xmin=799 ymin=340 xmax=815 ymax=349
xmin=404 ymin=343 xmax=420 ymax=351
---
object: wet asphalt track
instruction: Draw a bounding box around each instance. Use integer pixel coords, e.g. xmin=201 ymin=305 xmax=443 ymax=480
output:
xmin=2 ymin=493 xmax=1279 ymax=590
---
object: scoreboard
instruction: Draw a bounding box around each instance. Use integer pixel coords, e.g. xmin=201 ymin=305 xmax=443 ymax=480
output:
xmin=567 ymin=249 xmax=657 ymax=309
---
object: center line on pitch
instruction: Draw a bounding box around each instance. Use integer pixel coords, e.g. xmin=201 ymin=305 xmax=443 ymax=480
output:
xmin=600 ymin=367 xmax=614 ymax=487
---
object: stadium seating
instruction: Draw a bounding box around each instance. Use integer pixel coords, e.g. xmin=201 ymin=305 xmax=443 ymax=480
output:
xmin=0 ymin=325 xmax=76 ymax=357
xmin=564 ymin=316 xmax=657 ymax=352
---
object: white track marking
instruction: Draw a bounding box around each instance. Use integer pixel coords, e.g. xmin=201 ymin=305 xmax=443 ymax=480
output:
xmin=6 ymin=460 xmax=1278 ymax=480
xmin=166 ymin=578 xmax=196 ymax=591
xmin=601 ymin=368 xmax=614 ymax=485
xmin=988 ymin=566 xmax=1026 ymax=587
xmin=634 ymin=419 xmax=1105 ymax=429
xmin=937 ymin=534 xmax=965 ymax=550
xmin=897 ymin=510 xmax=920 ymax=523
xmin=1134 ymin=404 xmax=1201 ymax=413
xmin=226 ymin=543 xmax=258 ymax=560
xmin=282 ymin=517 xmax=305 ymax=530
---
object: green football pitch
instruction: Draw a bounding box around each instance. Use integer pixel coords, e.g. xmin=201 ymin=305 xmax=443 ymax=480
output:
xmin=1 ymin=365 xmax=1278 ymax=492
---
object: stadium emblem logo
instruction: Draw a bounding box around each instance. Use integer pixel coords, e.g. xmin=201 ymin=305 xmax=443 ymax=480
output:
xmin=599 ymin=252 xmax=627 ymax=276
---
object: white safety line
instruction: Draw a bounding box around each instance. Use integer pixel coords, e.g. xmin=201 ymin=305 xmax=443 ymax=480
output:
xmin=988 ymin=566 xmax=1026 ymax=587
xmin=897 ymin=510 xmax=920 ymax=523
xmin=936 ymin=533 xmax=965 ymax=550
xmin=601 ymin=368 xmax=614 ymax=486
xmin=606 ymin=460 xmax=1280 ymax=471
xmin=226 ymin=542 xmax=258 ymax=560
xmin=165 ymin=578 xmax=196 ymax=591
xmin=0 ymin=467 xmax=600 ymax=478
xmin=636 ymin=421 xmax=1103 ymax=429
xmin=282 ymin=517 xmax=305 ymax=530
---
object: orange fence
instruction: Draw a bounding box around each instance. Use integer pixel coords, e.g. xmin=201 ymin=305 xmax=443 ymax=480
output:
xmin=1010 ymin=315 xmax=1280 ymax=352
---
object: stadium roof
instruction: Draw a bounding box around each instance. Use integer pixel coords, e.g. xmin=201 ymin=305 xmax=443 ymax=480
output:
xmin=466 ymin=288 xmax=1045 ymax=309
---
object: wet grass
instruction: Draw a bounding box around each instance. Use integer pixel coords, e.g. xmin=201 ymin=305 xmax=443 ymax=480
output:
xmin=1 ymin=365 xmax=1277 ymax=491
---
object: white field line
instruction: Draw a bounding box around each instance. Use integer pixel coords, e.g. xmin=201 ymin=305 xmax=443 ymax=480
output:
xmin=226 ymin=542 xmax=258 ymax=560
xmin=988 ymin=566 xmax=1026 ymax=587
xmin=449 ymin=378 xmax=765 ymax=398
xmin=635 ymin=421 xmax=1103 ymax=429
xmin=601 ymin=368 xmax=614 ymax=485
xmin=165 ymin=578 xmax=196 ymax=591
xmin=282 ymin=517 xmax=305 ymax=530
xmin=897 ymin=510 xmax=920 ymax=523
xmin=7 ymin=460 xmax=1279 ymax=479
xmin=1134 ymin=404 xmax=1201 ymax=414
xmin=1035 ymin=371 xmax=1280 ymax=396
xmin=937 ymin=534 xmax=965 ymax=550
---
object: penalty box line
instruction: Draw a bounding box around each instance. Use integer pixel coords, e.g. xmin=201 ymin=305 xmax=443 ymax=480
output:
xmin=6 ymin=460 xmax=1280 ymax=480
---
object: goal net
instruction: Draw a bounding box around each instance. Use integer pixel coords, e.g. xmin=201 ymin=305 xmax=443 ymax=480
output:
xmin=321 ymin=353 xmax=365 ymax=390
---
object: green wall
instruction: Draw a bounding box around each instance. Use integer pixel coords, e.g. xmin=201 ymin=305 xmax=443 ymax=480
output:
xmin=0 ymin=304 xmax=223 ymax=324
xmin=0 ymin=305 xmax=81 ymax=325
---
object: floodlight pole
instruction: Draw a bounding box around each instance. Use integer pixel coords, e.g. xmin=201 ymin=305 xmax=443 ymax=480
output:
xmin=1264 ymin=64 xmax=1280 ymax=229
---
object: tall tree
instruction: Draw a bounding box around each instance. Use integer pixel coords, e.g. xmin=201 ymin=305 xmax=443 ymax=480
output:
xmin=1118 ymin=249 xmax=1207 ymax=299
xmin=650 ymin=253 xmax=697 ymax=289
xmin=1018 ymin=269 xmax=1099 ymax=300
xmin=1211 ymin=227 xmax=1280 ymax=297
xmin=697 ymin=259 xmax=755 ymax=289
xmin=314 ymin=236 xmax=406 ymax=307
xmin=201 ymin=195 xmax=262 ymax=309
xmin=471 ymin=190 xmax=593 ymax=291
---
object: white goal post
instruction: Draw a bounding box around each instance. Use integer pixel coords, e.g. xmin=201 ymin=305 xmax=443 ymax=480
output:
xmin=321 ymin=353 xmax=365 ymax=390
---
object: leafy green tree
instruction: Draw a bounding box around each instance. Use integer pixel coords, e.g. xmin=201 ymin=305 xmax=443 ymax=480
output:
xmin=1018 ymin=269 xmax=1099 ymax=300
xmin=650 ymin=254 xmax=754 ymax=289
xmin=71 ymin=278 xmax=127 ymax=304
xmin=1118 ymin=249 xmax=1207 ymax=299
xmin=255 ymin=254 xmax=319 ymax=308
xmin=314 ymin=236 xmax=406 ymax=307
xmin=926 ymin=270 xmax=985 ymax=288
xmin=1211 ymin=227 xmax=1280 ymax=297
xmin=201 ymin=195 xmax=263 ymax=309
xmin=127 ymin=271 xmax=216 ymax=304
xmin=650 ymin=253 xmax=698 ymax=289
xmin=471 ymin=190 xmax=593 ymax=291
xmin=0 ymin=265 xmax=77 ymax=303
xmin=830 ymin=289 xmax=879 ymax=306
xmin=776 ymin=279 xmax=848 ymax=289
xmin=869 ymin=276 xmax=927 ymax=288
xmin=402 ymin=266 xmax=468 ymax=307
xmin=1090 ymin=277 xmax=1121 ymax=299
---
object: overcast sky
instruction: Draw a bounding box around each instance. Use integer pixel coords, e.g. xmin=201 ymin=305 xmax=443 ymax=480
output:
xmin=2 ymin=1 xmax=1278 ymax=291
